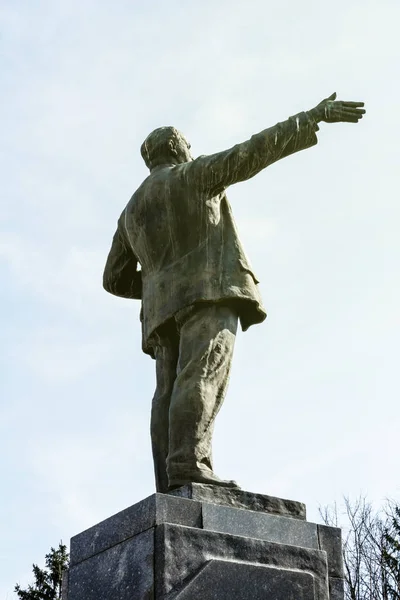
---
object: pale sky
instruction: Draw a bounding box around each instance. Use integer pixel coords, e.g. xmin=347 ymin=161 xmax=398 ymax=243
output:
xmin=1 ymin=0 xmax=399 ymax=597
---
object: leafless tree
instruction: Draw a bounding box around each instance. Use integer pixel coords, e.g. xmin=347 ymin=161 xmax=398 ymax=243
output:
xmin=320 ymin=497 xmax=400 ymax=600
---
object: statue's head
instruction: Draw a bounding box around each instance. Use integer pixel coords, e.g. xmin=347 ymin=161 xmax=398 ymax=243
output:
xmin=141 ymin=126 xmax=192 ymax=170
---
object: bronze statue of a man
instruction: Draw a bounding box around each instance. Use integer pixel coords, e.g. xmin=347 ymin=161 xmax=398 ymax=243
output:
xmin=103 ymin=93 xmax=365 ymax=493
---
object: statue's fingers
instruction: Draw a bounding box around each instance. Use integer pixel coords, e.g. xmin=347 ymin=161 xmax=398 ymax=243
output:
xmin=341 ymin=105 xmax=365 ymax=115
xmin=342 ymin=107 xmax=366 ymax=116
xmin=341 ymin=114 xmax=362 ymax=123
xmin=341 ymin=101 xmax=365 ymax=108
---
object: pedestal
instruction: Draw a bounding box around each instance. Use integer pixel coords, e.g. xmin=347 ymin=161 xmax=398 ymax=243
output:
xmin=63 ymin=484 xmax=344 ymax=599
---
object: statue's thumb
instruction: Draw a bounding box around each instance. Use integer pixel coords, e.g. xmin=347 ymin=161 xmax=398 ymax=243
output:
xmin=327 ymin=92 xmax=337 ymax=101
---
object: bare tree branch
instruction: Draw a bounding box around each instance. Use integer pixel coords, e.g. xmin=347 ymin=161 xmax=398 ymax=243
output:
xmin=320 ymin=496 xmax=400 ymax=600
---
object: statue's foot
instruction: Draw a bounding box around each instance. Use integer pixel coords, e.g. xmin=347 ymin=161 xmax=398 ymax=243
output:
xmin=168 ymin=472 xmax=241 ymax=491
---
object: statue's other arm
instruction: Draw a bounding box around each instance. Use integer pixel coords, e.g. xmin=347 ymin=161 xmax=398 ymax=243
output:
xmin=185 ymin=93 xmax=365 ymax=196
xmin=103 ymin=228 xmax=142 ymax=299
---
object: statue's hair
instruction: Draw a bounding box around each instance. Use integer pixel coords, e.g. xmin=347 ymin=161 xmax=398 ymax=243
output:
xmin=140 ymin=126 xmax=180 ymax=169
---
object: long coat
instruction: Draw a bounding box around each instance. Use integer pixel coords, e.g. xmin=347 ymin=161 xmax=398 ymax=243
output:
xmin=103 ymin=111 xmax=319 ymax=352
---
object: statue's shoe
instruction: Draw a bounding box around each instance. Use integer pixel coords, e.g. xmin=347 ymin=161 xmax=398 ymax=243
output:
xmin=168 ymin=472 xmax=241 ymax=491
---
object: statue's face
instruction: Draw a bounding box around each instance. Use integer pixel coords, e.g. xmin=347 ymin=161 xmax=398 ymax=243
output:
xmin=173 ymin=132 xmax=193 ymax=164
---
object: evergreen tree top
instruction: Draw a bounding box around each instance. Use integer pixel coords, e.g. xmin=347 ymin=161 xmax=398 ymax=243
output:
xmin=15 ymin=543 xmax=69 ymax=600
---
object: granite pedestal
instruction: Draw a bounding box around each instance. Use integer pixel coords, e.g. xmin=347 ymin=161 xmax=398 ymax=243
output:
xmin=63 ymin=484 xmax=344 ymax=599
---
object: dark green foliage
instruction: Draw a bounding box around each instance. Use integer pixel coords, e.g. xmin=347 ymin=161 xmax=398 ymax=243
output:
xmin=15 ymin=543 xmax=69 ymax=600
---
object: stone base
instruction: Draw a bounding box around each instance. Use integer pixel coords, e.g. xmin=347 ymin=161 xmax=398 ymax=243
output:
xmin=169 ymin=482 xmax=307 ymax=519
xmin=63 ymin=485 xmax=344 ymax=599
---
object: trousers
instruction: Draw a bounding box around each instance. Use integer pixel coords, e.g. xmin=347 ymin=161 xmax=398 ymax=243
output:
xmin=149 ymin=302 xmax=238 ymax=493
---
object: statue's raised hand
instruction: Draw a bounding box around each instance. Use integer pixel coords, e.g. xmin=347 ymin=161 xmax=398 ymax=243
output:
xmin=309 ymin=92 xmax=366 ymax=124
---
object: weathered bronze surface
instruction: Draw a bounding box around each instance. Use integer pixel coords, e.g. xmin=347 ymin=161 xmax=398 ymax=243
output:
xmin=103 ymin=93 xmax=365 ymax=493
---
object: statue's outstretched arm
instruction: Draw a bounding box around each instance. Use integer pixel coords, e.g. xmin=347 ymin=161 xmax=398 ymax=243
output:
xmin=183 ymin=92 xmax=365 ymax=196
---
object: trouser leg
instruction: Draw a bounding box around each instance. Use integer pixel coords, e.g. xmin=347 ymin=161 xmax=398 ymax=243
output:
xmin=167 ymin=303 xmax=238 ymax=484
xmin=150 ymin=333 xmax=178 ymax=493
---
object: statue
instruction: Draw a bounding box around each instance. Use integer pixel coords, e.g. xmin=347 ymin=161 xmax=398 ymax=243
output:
xmin=103 ymin=93 xmax=365 ymax=494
